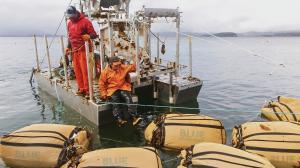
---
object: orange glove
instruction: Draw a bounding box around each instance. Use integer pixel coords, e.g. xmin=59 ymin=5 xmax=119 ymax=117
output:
xmin=81 ymin=34 xmax=90 ymax=41
xmin=65 ymin=48 xmax=70 ymax=54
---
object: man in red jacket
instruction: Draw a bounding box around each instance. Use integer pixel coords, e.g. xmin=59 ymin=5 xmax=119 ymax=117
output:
xmin=65 ymin=6 xmax=97 ymax=98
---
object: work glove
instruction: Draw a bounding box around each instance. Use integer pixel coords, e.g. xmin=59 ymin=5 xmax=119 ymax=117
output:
xmin=81 ymin=34 xmax=90 ymax=41
xmin=65 ymin=48 xmax=70 ymax=55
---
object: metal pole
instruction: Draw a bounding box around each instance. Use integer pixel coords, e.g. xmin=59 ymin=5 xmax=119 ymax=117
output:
xmin=153 ymin=78 xmax=158 ymax=99
xmin=79 ymin=0 xmax=83 ymax=13
xmin=125 ymin=0 xmax=129 ymax=19
xmin=108 ymin=14 xmax=114 ymax=57
xmin=44 ymin=35 xmax=52 ymax=78
xmin=189 ymin=36 xmax=192 ymax=77
xmin=148 ymin=23 xmax=151 ymax=61
xmin=87 ymin=0 xmax=92 ymax=19
xmin=33 ymin=34 xmax=40 ymax=71
xmin=135 ymin=27 xmax=140 ymax=85
xmin=64 ymin=13 xmax=73 ymax=66
xmin=85 ymin=41 xmax=94 ymax=101
xmin=143 ymin=23 xmax=148 ymax=53
xmin=91 ymin=42 xmax=96 ymax=79
xmin=175 ymin=13 xmax=180 ymax=77
xmin=156 ymin=33 xmax=160 ymax=66
xmin=99 ymin=23 xmax=104 ymax=71
xmin=169 ymin=72 xmax=174 ymax=104
xmin=60 ymin=36 xmax=69 ymax=87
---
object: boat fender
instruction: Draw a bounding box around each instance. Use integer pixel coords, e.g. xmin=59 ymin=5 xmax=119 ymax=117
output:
xmin=144 ymin=113 xmax=226 ymax=150
xmin=161 ymin=43 xmax=166 ymax=55
xmin=232 ymin=121 xmax=300 ymax=168
xmin=0 ymin=124 xmax=90 ymax=168
xmin=61 ymin=147 xmax=163 ymax=168
xmin=261 ymin=96 xmax=300 ymax=122
xmin=178 ymin=143 xmax=275 ymax=168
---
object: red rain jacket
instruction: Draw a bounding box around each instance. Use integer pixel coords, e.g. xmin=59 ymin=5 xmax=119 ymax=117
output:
xmin=67 ymin=13 xmax=97 ymax=51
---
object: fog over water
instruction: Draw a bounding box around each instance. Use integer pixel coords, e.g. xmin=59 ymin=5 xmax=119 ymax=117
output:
xmin=1 ymin=0 xmax=300 ymax=36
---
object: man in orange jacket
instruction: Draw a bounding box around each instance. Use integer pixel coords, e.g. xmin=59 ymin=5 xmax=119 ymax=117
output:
xmin=65 ymin=6 xmax=97 ymax=98
xmin=99 ymin=56 xmax=141 ymax=126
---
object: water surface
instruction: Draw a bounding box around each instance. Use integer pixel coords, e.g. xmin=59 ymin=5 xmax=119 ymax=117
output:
xmin=1 ymin=36 xmax=300 ymax=167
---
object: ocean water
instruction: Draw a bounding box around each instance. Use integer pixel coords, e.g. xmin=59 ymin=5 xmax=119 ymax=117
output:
xmin=1 ymin=36 xmax=300 ymax=167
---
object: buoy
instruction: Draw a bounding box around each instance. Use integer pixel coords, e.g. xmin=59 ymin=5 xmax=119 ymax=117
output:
xmin=161 ymin=43 xmax=166 ymax=55
xmin=0 ymin=124 xmax=90 ymax=168
xmin=232 ymin=121 xmax=300 ymax=168
xmin=144 ymin=113 xmax=226 ymax=150
xmin=261 ymin=96 xmax=300 ymax=122
xmin=61 ymin=147 xmax=162 ymax=168
xmin=178 ymin=143 xmax=274 ymax=168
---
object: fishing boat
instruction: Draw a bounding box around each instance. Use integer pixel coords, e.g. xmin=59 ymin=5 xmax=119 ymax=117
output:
xmin=32 ymin=0 xmax=203 ymax=126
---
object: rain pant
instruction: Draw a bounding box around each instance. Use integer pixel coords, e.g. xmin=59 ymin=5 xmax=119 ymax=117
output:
xmin=73 ymin=50 xmax=89 ymax=93
xmin=109 ymin=90 xmax=137 ymax=120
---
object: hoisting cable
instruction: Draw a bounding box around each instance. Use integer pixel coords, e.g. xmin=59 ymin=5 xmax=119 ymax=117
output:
xmin=150 ymin=30 xmax=165 ymax=44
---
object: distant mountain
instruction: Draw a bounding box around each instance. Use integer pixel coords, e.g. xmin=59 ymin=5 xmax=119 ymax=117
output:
xmin=239 ymin=31 xmax=300 ymax=37
xmin=158 ymin=31 xmax=300 ymax=37
xmin=213 ymin=32 xmax=238 ymax=37
xmin=158 ymin=32 xmax=238 ymax=37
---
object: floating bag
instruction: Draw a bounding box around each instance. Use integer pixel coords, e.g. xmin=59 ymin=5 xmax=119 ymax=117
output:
xmin=232 ymin=121 xmax=300 ymax=168
xmin=261 ymin=96 xmax=300 ymax=122
xmin=178 ymin=142 xmax=275 ymax=168
xmin=144 ymin=113 xmax=226 ymax=150
xmin=0 ymin=124 xmax=90 ymax=168
xmin=61 ymin=147 xmax=162 ymax=168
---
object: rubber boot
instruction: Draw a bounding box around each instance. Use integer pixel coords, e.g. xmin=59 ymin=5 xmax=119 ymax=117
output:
xmin=132 ymin=117 xmax=142 ymax=126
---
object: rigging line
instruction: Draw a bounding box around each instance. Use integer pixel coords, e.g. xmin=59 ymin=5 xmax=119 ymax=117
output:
xmin=40 ymin=0 xmax=73 ymax=65
xmin=150 ymin=30 xmax=165 ymax=44
xmin=179 ymin=32 xmax=229 ymax=46
xmin=179 ymin=31 xmax=285 ymax=67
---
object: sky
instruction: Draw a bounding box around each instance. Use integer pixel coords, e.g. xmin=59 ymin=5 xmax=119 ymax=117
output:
xmin=1 ymin=0 xmax=300 ymax=36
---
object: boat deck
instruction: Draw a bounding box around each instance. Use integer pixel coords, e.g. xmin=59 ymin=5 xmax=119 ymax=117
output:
xmin=35 ymin=67 xmax=203 ymax=125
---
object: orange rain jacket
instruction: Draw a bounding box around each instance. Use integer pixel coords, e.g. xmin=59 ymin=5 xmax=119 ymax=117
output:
xmin=99 ymin=63 xmax=136 ymax=97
